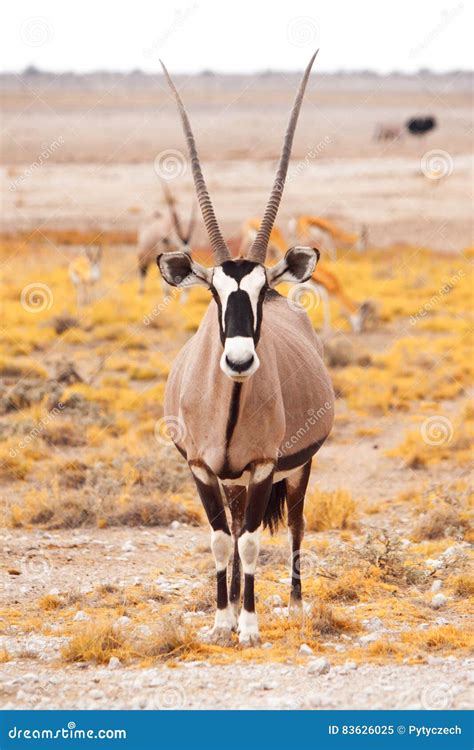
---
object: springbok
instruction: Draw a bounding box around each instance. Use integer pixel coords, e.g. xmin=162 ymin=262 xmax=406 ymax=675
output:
xmin=241 ymin=219 xmax=373 ymax=333
xmin=156 ymin=52 xmax=334 ymax=646
xmin=69 ymin=244 xmax=102 ymax=308
xmin=291 ymin=215 xmax=368 ymax=259
xmin=137 ymin=184 xmax=196 ymax=297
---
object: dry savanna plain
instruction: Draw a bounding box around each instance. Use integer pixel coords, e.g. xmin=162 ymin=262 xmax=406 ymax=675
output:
xmin=0 ymin=69 xmax=472 ymax=709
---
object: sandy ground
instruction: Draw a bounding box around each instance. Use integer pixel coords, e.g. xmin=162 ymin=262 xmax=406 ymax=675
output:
xmin=1 ymin=527 xmax=472 ymax=710
xmin=1 ymin=71 xmax=472 ymax=249
xmin=0 ymin=70 xmax=472 ymax=711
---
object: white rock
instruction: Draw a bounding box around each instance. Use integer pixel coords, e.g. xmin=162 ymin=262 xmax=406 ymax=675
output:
xmin=359 ymin=632 xmax=380 ymax=645
xmin=431 ymin=579 xmax=443 ymax=593
xmin=135 ymin=625 xmax=152 ymax=637
xmin=122 ymin=541 xmax=136 ymax=552
xmin=262 ymin=642 xmax=273 ymax=650
xmin=108 ymin=656 xmax=122 ymax=669
xmin=431 ymin=593 xmax=448 ymax=609
xmin=89 ymin=689 xmax=104 ymax=700
xmin=364 ymin=617 xmax=384 ymax=632
xmin=114 ymin=615 xmax=131 ymax=627
xmin=265 ymin=594 xmax=282 ymax=607
xmin=299 ymin=643 xmax=313 ymax=655
xmin=426 ymin=558 xmax=443 ymax=570
xmin=342 ymin=660 xmax=357 ymax=672
xmin=308 ymin=657 xmax=330 ymax=675
xmin=170 ymin=521 xmax=181 ymax=530
xmin=73 ymin=611 xmax=90 ymax=622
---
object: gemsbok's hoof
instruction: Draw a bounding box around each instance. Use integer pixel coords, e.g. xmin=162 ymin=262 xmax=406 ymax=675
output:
xmin=209 ymin=626 xmax=234 ymax=646
xmin=238 ymin=632 xmax=261 ymax=648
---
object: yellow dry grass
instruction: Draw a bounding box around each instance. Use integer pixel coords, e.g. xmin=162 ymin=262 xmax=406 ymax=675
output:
xmin=0 ymin=240 xmax=472 ymax=667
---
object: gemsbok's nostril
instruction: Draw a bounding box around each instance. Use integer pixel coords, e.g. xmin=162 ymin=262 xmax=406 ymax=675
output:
xmin=225 ymin=355 xmax=254 ymax=373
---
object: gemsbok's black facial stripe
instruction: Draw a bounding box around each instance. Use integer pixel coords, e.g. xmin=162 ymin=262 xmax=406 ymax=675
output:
xmin=224 ymin=290 xmax=255 ymax=339
xmin=211 ymin=260 xmax=268 ymax=348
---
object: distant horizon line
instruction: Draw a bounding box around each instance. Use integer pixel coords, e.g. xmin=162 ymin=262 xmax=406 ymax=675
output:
xmin=2 ymin=65 xmax=473 ymax=78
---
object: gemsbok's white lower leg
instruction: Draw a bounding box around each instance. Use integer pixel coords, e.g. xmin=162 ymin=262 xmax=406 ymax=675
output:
xmin=237 ymin=529 xmax=260 ymax=644
xmin=210 ymin=529 xmax=235 ymax=635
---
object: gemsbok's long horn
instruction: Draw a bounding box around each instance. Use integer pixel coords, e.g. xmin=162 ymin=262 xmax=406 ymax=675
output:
xmin=160 ymin=61 xmax=231 ymax=264
xmin=247 ymin=50 xmax=319 ymax=264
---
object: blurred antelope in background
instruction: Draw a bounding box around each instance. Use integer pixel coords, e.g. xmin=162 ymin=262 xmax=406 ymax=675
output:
xmin=291 ymin=215 xmax=368 ymax=259
xmin=156 ymin=52 xmax=334 ymax=646
xmin=137 ymin=183 xmax=196 ymax=299
xmin=69 ymin=244 xmax=102 ymax=308
xmin=240 ymin=219 xmax=373 ymax=333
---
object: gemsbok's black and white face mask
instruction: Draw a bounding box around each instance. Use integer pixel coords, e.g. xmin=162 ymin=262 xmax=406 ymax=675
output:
xmin=158 ymin=246 xmax=319 ymax=381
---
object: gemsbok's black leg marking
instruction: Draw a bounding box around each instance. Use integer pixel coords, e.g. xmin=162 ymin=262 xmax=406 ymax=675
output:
xmin=237 ymin=462 xmax=275 ymax=645
xmin=190 ymin=464 xmax=235 ymax=643
xmin=285 ymin=460 xmax=312 ymax=611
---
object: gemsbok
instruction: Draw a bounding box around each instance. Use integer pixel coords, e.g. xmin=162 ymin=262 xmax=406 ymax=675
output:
xmin=69 ymin=244 xmax=102 ymax=308
xmin=241 ymin=219 xmax=373 ymax=333
xmin=156 ymin=52 xmax=335 ymax=646
xmin=137 ymin=183 xmax=196 ymax=297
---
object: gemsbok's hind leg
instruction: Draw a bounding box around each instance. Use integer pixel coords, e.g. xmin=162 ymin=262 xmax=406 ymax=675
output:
xmin=285 ymin=461 xmax=312 ymax=614
xmin=224 ymin=485 xmax=247 ymax=621
xmin=189 ymin=463 xmax=235 ymax=644
xmin=238 ymin=462 xmax=275 ymax=646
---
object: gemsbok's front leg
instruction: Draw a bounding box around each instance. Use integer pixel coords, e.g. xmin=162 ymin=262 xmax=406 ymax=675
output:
xmin=189 ymin=463 xmax=235 ymax=644
xmin=224 ymin=485 xmax=247 ymax=621
xmin=237 ymin=462 xmax=275 ymax=646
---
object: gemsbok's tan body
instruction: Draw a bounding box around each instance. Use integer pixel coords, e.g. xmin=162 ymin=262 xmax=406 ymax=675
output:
xmin=156 ymin=51 xmax=334 ymax=646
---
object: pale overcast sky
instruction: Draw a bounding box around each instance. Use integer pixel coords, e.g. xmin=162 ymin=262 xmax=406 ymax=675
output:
xmin=1 ymin=0 xmax=472 ymax=74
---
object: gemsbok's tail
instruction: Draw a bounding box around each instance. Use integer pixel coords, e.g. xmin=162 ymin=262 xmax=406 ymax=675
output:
xmin=263 ymin=479 xmax=287 ymax=534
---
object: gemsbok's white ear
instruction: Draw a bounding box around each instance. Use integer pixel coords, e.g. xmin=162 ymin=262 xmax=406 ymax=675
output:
xmin=267 ymin=246 xmax=319 ymax=287
xmin=157 ymin=251 xmax=212 ymax=288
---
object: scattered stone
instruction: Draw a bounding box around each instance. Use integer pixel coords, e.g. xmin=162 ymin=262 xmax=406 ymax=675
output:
xmin=431 ymin=593 xmax=448 ymax=609
xmin=265 ymin=594 xmax=282 ymax=607
xmin=308 ymin=657 xmax=330 ymax=675
xmin=108 ymin=657 xmax=122 ymax=669
xmin=359 ymin=632 xmax=380 ymax=645
xmin=431 ymin=580 xmax=443 ymax=593
xmin=299 ymin=643 xmax=313 ymax=656
xmin=364 ymin=617 xmax=384 ymax=632
xmin=121 ymin=541 xmax=136 ymax=553
xmin=169 ymin=521 xmax=181 ymax=530
xmin=89 ymin=689 xmax=104 ymax=700
xmin=425 ymin=558 xmax=444 ymax=570
xmin=73 ymin=611 xmax=90 ymax=622
xmin=342 ymin=660 xmax=357 ymax=672
xmin=261 ymin=681 xmax=278 ymax=690
xmin=114 ymin=615 xmax=131 ymax=628
xmin=262 ymin=642 xmax=273 ymax=650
